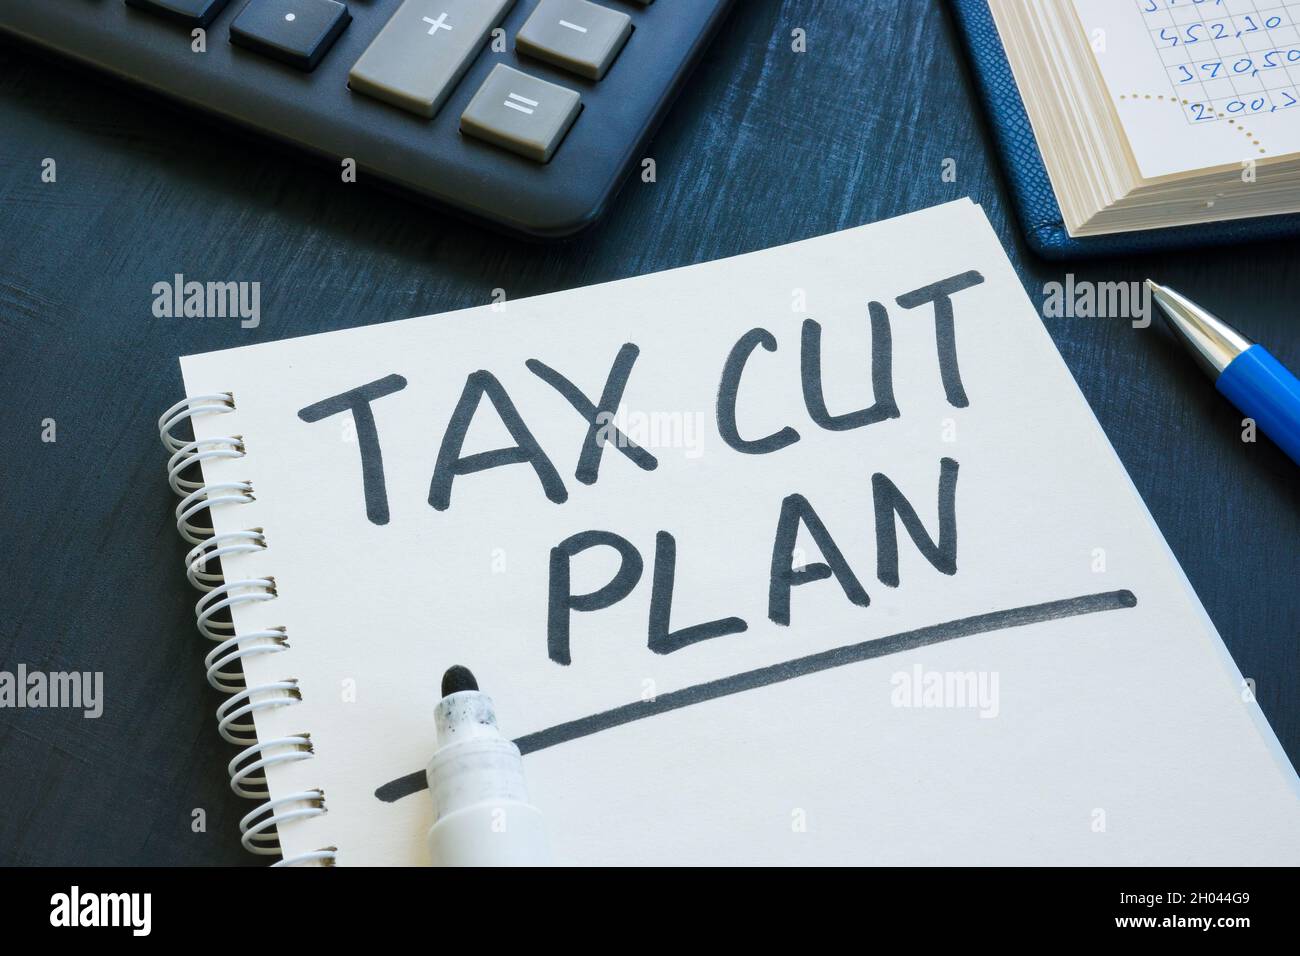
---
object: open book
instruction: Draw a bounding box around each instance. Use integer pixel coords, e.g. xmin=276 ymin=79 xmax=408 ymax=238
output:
xmin=158 ymin=199 xmax=1298 ymax=865
xmin=988 ymin=0 xmax=1300 ymax=236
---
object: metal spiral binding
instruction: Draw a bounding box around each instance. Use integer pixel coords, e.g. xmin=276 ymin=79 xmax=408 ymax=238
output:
xmin=158 ymin=394 xmax=336 ymax=867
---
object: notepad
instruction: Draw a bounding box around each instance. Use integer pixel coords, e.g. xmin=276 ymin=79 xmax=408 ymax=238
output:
xmin=161 ymin=199 xmax=1298 ymax=865
xmin=988 ymin=0 xmax=1300 ymax=236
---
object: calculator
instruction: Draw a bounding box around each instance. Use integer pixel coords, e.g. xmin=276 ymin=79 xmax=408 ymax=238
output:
xmin=0 ymin=0 xmax=736 ymax=237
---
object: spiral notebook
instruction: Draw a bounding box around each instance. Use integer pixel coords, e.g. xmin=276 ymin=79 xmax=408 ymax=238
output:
xmin=158 ymin=199 xmax=1298 ymax=866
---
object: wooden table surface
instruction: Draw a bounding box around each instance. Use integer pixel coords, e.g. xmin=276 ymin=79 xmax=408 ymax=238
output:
xmin=0 ymin=1 xmax=1295 ymax=865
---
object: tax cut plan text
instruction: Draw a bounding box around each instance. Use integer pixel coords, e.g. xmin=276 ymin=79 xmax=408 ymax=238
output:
xmin=296 ymin=272 xmax=983 ymax=663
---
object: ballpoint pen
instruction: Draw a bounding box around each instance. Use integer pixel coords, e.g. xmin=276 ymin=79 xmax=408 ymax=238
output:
xmin=1146 ymin=280 xmax=1300 ymax=466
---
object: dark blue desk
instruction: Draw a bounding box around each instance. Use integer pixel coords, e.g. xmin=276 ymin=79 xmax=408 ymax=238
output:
xmin=0 ymin=1 xmax=1295 ymax=865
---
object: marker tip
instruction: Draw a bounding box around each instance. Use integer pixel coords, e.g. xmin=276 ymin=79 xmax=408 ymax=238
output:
xmin=441 ymin=665 xmax=479 ymax=698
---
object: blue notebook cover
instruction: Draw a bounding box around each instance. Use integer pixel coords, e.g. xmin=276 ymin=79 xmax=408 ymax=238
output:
xmin=948 ymin=0 xmax=1300 ymax=259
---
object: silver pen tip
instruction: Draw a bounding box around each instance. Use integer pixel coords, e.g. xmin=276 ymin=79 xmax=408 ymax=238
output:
xmin=1146 ymin=279 xmax=1251 ymax=378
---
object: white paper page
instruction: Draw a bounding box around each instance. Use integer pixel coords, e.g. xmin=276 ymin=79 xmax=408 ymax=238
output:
xmin=1074 ymin=0 xmax=1300 ymax=177
xmin=181 ymin=199 xmax=1298 ymax=865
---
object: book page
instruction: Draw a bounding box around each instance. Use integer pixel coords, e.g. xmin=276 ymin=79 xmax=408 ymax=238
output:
xmin=180 ymin=199 xmax=1298 ymax=865
xmin=1075 ymin=0 xmax=1300 ymax=177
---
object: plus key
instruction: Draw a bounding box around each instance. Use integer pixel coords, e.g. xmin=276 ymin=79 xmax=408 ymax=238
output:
xmin=349 ymin=0 xmax=514 ymax=119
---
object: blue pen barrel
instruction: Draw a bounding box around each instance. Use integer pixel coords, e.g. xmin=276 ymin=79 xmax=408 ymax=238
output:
xmin=1215 ymin=345 xmax=1300 ymax=464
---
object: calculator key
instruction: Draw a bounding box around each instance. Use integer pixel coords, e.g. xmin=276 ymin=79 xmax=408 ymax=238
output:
xmin=516 ymin=0 xmax=631 ymax=81
xmin=231 ymin=0 xmax=351 ymax=72
xmin=349 ymin=0 xmax=514 ymax=119
xmin=124 ymin=0 xmax=233 ymax=27
xmin=460 ymin=64 xmax=581 ymax=162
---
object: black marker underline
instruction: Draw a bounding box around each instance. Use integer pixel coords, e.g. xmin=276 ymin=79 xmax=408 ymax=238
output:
xmin=375 ymin=589 xmax=1137 ymax=803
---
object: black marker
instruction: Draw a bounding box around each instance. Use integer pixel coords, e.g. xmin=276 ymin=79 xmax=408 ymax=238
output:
xmin=424 ymin=665 xmax=551 ymax=866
